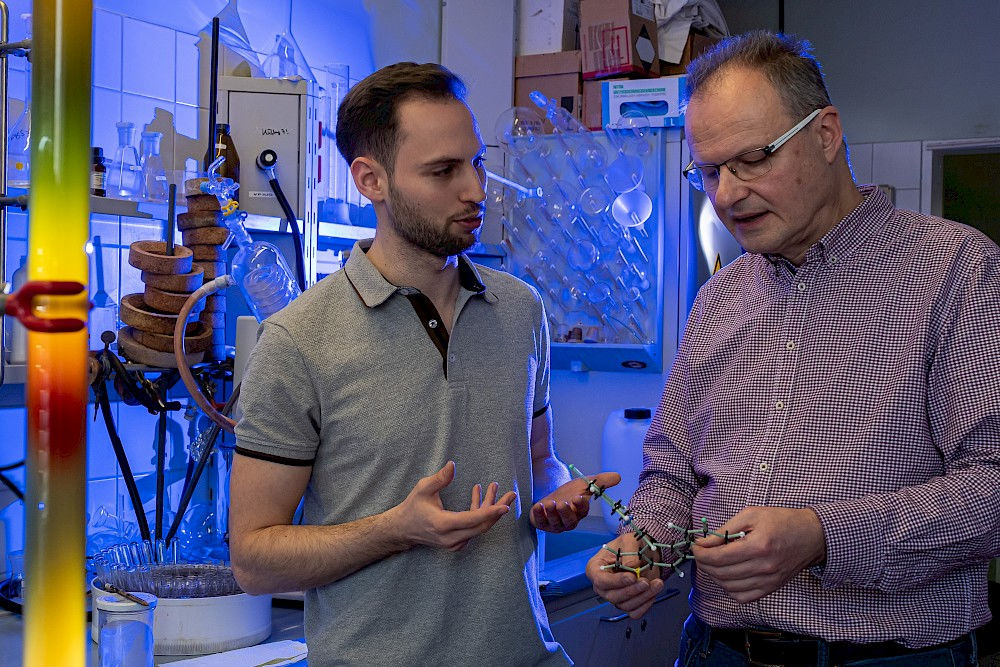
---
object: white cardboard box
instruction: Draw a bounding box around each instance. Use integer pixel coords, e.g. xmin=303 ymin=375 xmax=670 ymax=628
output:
xmin=517 ymin=0 xmax=579 ymax=56
xmin=602 ymin=75 xmax=687 ymax=127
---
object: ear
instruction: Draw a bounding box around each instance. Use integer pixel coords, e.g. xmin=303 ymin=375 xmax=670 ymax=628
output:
xmin=350 ymin=157 xmax=388 ymax=203
xmin=815 ymin=106 xmax=844 ymax=165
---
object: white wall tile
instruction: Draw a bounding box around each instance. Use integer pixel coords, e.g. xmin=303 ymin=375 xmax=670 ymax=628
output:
xmin=175 ymin=32 xmax=200 ymax=107
xmin=0 ymin=406 xmax=26 ymax=462
xmin=872 ymin=141 xmax=923 ymax=190
xmin=93 ymin=10 xmax=123 ymax=91
xmin=121 ymin=93 xmax=172 ymax=134
xmin=122 ymin=17 xmax=176 ymax=101
xmin=3 ymin=240 xmax=27 ymax=284
xmin=92 ymin=87 xmax=122 ymax=157
xmin=5 ymin=210 xmax=27 ymax=240
xmin=848 ymin=142 xmax=872 ymax=185
xmin=173 ymin=104 xmax=200 ymax=141
xmin=893 ymin=187 xmax=921 ymax=212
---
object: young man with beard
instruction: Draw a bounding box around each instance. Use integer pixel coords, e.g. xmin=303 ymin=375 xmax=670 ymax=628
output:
xmin=587 ymin=31 xmax=999 ymax=666
xmin=229 ymin=62 xmax=617 ymax=666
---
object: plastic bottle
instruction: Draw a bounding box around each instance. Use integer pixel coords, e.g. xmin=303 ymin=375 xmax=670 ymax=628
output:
xmin=139 ymin=131 xmax=168 ymax=201
xmin=599 ymin=407 xmax=653 ymax=533
xmin=203 ymin=124 xmax=240 ymax=202
xmin=6 ymin=256 xmax=28 ymax=364
xmin=112 ymin=122 xmax=142 ymax=199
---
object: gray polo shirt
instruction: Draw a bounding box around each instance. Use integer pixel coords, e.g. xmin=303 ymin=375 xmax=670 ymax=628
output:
xmin=236 ymin=241 xmax=569 ymax=666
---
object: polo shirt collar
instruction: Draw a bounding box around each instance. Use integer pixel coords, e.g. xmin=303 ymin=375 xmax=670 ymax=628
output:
xmin=344 ymin=239 xmax=495 ymax=308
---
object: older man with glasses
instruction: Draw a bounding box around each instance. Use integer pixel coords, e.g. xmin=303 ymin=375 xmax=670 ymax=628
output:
xmin=587 ymin=30 xmax=1000 ymax=666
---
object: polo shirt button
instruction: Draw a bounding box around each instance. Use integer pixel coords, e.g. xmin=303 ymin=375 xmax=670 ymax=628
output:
xmin=448 ymin=354 xmax=456 ymax=363
xmin=428 ymin=319 xmax=438 ymax=328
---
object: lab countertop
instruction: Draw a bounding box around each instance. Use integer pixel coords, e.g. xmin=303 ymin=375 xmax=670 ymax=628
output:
xmin=0 ymin=604 xmax=306 ymax=665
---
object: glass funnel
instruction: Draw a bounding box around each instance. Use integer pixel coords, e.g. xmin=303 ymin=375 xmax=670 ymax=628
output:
xmin=201 ymin=0 xmax=262 ymax=76
xmin=261 ymin=1 xmax=315 ymax=82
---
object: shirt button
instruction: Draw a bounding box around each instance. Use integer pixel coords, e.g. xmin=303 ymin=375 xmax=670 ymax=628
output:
xmin=785 ymin=340 xmax=796 ymax=351
xmin=759 ymin=462 xmax=770 ymax=472
xmin=448 ymin=354 xmax=457 ymax=363
xmin=775 ymin=400 xmax=785 ymax=410
xmin=428 ymin=319 xmax=438 ymax=328
xmin=797 ymin=282 xmax=807 ymax=292
xmin=828 ymin=255 xmax=838 ymax=264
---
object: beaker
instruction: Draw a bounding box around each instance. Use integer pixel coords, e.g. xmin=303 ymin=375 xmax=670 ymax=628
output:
xmin=96 ymin=592 xmax=157 ymax=667
xmin=139 ymin=131 xmax=168 ymax=202
xmin=112 ymin=122 xmax=142 ymax=199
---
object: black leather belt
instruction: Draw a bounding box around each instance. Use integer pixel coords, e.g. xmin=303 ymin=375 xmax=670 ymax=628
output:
xmin=711 ymin=626 xmax=970 ymax=666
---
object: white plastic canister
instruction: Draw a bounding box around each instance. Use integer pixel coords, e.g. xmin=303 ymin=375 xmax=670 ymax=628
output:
xmin=600 ymin=407 xmax=653 ymax=534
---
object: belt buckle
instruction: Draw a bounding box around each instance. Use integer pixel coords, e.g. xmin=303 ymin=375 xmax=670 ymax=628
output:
xmin=744 ymin=629 xmax=788 ymax=667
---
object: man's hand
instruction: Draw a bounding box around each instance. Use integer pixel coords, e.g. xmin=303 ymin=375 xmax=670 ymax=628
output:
xmin=388 ymin=461 xmax=517 ymax=552
xmin=530 ymin=471 xmax=621 ymax=533
xmin=691 ymin=506 xmax=826 ymax=603
xmin=585 ymin=533 xmax=666 ymax=619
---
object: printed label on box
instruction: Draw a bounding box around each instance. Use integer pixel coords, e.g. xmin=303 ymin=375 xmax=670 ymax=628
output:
xmin=603 ymin=76 xmax=687 ymax=127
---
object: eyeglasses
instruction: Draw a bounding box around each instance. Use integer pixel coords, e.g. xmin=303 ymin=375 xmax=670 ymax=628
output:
xmin=683 ymin=108 xmax=823 ymax=193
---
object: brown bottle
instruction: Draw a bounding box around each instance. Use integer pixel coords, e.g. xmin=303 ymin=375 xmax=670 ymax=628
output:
xmin=203 ymin=123 xmax=240 ymax=202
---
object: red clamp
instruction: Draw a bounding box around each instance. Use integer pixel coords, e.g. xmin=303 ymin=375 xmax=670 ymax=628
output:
xmin=2 ymin=280 xmax=90 ymax=332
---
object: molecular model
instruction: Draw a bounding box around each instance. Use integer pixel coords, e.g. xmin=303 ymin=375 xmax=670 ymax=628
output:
xmin=568 ymin=464 xmax=745 ymax=579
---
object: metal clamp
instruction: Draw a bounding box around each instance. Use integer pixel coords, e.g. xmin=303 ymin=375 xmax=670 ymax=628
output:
xmin=1 ymin=280 xmax=89 ymax=332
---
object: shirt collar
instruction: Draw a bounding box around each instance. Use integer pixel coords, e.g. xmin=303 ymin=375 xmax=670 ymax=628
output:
xmin=762 ymin=184 xmax=892 ymax=274
xmin=344 ymin=239 xmax=494 ymax=308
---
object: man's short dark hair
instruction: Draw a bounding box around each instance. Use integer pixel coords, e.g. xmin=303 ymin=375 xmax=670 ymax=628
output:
xmin=335 ymin=62 xmax=468 ymax=174
xmin=686 ymin=30 xmax=833 ymax=120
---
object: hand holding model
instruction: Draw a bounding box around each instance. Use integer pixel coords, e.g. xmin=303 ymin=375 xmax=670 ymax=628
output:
xmin=586 ymin=532 xmax=666 ymax=619
xmin=530 ymin=471 xmax=621 ymax=533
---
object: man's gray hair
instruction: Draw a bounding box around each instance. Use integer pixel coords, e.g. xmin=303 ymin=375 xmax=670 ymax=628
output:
xmin=685 ymin=30 xmax=833 ymax=120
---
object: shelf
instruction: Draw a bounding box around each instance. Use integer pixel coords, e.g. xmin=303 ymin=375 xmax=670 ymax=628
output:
xmin=0 ymin=362 xmax=25 ymax=385
xmin=551 ymin=342 xmax=662 ymax=373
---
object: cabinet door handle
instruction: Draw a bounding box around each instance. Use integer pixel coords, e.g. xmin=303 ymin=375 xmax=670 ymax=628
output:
xmin=598 ymin=588 xmax=680 ymax=623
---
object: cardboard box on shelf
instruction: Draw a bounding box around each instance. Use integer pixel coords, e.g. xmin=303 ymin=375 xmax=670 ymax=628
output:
xmin=517 ymin=0 xmax=580 ymax=56
xmin=580 ymin=0 xmax=659 ymax=80
xmin=582 ymin=79 xmax=605 ymax=130
xmin=514 ymin=50 xmax=582 ymax=130
xmin=602 ymin=75 xmax=687 ymax=128
xmin=660 ymin=29 xmax=720 ymax=76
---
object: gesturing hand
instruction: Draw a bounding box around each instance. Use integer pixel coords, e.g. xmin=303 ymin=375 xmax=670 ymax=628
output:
xmin=691 ymin=506 xmax=826 ymax=603
xmin=530 ymin=471 xmax=621 ymax=533
xmin=390 ymin=461 xmax=517 ymax=552
xmin=585 ymin=533 xmax=666 ymax=619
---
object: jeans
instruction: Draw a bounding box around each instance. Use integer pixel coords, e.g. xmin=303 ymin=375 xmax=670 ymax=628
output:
xmin=675 ymin=614 xmax=979 ymax=667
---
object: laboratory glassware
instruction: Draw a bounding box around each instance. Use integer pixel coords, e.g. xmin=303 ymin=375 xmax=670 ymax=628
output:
xmin=112 ymin=122 xmax=142 ymax=199
xmin=139 ymin=131 xmax=168 ymax=202
xmin=6 ymin=14 xmax=32 ymax=188
xmin=261 ymin=1 xmax=315 ymax=82
xmin=96 ymin=592 xmax=157 ymax=666
xmin=203 ymin=123 xmax=240 ymax=200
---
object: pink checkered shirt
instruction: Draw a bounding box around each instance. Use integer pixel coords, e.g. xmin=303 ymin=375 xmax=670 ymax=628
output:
xmin=632 ymin=185 xmax=1000 ymax=648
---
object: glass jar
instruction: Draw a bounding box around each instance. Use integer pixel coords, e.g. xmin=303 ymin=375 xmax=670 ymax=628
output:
xmin=96 ymin=592 xmax=157 ymax=667
xmin=139 ymin=131 xmax=168 ymax=202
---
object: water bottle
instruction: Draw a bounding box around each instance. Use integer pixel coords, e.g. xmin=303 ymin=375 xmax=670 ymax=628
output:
xmin=599 ymin=407 xmax=653 ymax=533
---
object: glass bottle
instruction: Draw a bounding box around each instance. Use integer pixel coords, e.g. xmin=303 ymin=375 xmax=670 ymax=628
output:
xmin=112 ymin=122 xmax=142 ymax=199
xmin=139 ymin=131 xmax=168 ymax=201
xmin=92 ymin=147 xmax=108 ymax=197
xmin=96 ymin=592 xmax=157 ymax=667
xmin=6 ymin=14 xmax=32 ymax=188
xmin=225 ymin=212 xmax=300 ymax=321
xmin=203 ymin=123 xmax=240 ymax=202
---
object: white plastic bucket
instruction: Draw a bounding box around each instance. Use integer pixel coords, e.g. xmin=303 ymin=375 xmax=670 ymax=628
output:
xmin=600 ymin=407 xmax=653 ymax=533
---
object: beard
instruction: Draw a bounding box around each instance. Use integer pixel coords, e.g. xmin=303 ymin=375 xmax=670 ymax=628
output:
xmin=385 ymin=182 xmax=480 ymax=258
